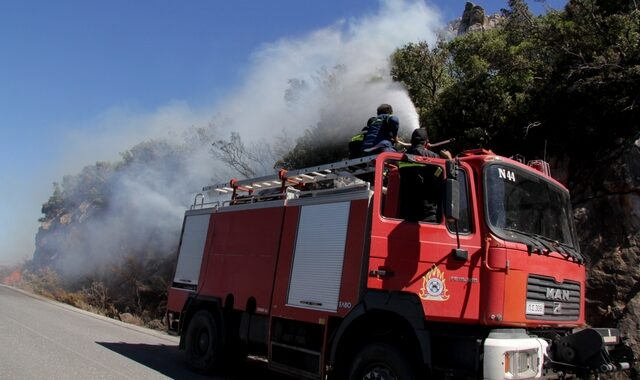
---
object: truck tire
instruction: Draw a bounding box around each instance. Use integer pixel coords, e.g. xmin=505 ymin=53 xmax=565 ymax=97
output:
xmin=348 ymin=343 xmax=415 ymax=380
xmin=185 ymin=310 xmax=224 ymax=373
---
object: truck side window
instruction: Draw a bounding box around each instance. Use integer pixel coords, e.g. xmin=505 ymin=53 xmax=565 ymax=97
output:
xmin=400 ymin=163 xmax=444 ymax=223
xmin=381 ymin=161 xmax=445 ymax=223
xmin=447 ymin=169 xmax=472 ymax=234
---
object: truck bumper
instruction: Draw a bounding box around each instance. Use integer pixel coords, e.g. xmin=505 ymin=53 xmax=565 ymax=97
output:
xmin=483 ymin=328 xmax=634 ymax=380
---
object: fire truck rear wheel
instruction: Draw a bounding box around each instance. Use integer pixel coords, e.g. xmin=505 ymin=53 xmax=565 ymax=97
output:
xmin=348 ymin=343 xmax=415 ymax=380
xmin=185 ymin=310 xmax=224 ymax=373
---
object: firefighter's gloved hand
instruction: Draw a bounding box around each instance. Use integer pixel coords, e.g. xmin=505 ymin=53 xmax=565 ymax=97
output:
xmin=439 ymin=150 xmax=452 ymax=159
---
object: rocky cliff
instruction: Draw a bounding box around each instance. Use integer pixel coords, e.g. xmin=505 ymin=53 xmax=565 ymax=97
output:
xmin=572 ymin=134 xmax=640 ymax=360
xmin=443 ymin=1 xmax=504 ymax=38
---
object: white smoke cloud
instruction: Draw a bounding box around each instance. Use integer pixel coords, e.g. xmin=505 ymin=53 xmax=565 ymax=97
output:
xmin=56 ymin=0 xmax=441 ymax=180
xmin=30 ymin=0 xmax=443 ymax=275
xmin=219 ymin=0 xmax=440 ymax=144
xmin=57 ymin=101 xmax=212 ymax=175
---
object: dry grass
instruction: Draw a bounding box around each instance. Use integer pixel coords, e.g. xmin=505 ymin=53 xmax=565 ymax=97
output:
xmin=17 ymin=267 xmax=166 ymax=331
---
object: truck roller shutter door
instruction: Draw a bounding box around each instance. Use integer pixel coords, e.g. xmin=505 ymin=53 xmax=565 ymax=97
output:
xmin=287 ymin=202 xmax=350 ymax=312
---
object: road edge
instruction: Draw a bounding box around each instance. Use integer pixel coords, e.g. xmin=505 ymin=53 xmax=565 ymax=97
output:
xmin=0 ymin=283 xmax=178 ymax=344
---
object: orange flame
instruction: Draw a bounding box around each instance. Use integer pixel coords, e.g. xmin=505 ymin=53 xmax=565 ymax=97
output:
xmin=2 ymin=270 xmax=22 ymax=286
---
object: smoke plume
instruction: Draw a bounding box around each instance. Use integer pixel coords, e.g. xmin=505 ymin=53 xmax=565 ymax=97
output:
xmin=36 ymin=0 xmax=441 ymax=278
xmin=220 ymin=0 xmax=440 ymax=149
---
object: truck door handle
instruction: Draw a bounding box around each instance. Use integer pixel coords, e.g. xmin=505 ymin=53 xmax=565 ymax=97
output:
xmin=369 ymin=268 xmax=394 ymax=278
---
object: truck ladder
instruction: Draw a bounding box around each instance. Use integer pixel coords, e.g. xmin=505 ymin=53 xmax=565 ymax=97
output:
xmin=202 ymin=154 xmax=378 ymax=196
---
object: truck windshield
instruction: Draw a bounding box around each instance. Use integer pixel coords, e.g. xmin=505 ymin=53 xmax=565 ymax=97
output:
xmin=484 ymin=163 xmax=581 ymax=259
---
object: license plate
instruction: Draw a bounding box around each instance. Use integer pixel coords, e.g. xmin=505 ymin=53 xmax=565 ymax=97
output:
xmin=526 ymin=301 xmax=545 ymax=315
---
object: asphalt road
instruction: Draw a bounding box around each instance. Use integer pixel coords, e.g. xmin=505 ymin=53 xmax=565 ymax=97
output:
xmin=0 ymin=285 xmax=287 ymax=380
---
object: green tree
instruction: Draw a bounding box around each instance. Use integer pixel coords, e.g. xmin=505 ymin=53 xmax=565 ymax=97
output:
xmin=389 ymin=0 xmax=639 ymax=159
xmin=391 ymin=41 xmax=452 ymax=129
xmin=40 ymin=182 xmax=65 ymax=222
xmin=533 ymin=0 xmax=640 ymax=157
xmin=427 ymin=27 xmax=540 ymax=154
xmin=275 ymin=123 xmax=349 ymax=169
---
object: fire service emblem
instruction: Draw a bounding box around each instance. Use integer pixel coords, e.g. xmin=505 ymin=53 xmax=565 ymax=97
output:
xmin=419 ymin=265 xmax=450 ymax=301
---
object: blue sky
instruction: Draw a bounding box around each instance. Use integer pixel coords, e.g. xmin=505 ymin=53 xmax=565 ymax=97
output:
xmin=0 ymin=0 xmax=566 ymax=265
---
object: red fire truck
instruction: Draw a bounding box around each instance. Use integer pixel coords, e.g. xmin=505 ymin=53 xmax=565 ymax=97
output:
xmin=166 ymin=150 xmax=633 ymax=379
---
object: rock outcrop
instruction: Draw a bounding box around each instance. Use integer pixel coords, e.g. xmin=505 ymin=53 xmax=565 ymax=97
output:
xmin=571 ymin=133 xmax=640 ymax=367
xmin=443 ymin=2 xmax=504 ymax=38
xmin=459 ymin=2 xmax=486 ymax=34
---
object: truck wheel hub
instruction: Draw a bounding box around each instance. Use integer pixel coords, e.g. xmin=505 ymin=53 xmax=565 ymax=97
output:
xmin=196 ymin=330 xmax=209 ymax=353
xmin=362 ymin=366 xmax=397 ymax=380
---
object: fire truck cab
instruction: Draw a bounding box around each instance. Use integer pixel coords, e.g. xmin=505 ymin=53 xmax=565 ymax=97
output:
xmin=166 ymin=151 xmax=632 ymax=379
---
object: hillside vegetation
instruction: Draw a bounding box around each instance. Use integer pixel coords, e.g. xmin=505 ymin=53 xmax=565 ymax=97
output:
xmin=9 ymin=0 xmax=640 ymax=369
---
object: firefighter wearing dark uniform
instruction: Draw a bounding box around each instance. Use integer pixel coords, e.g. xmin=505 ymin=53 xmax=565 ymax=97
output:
xmin=399 ymin=128 xmax=451 ymax=222
xmin=361 ymin=104 xmax=399 ymax=155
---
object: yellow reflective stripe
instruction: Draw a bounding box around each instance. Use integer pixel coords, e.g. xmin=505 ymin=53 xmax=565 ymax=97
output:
xmin=398 ymin=162 xmax=444 ymax=178
xmin=398 ymin=162 xmax=425 ymax=168
xmin=350 ymin=133 xmax=365 ymax=142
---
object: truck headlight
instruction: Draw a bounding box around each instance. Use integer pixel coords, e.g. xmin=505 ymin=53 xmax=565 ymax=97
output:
xmin=484 ymin=330 xmax=548 ymax=380
xmin=504 ymin=349 xmax=538 ymax=379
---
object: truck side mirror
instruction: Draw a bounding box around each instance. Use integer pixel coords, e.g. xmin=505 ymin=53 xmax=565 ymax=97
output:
xmin=444 ymin=159 xmax=459 ymax=221
xmin=446 ymin=159 xmax=458 ymax=179
xmin=444 ymin=159 xmax=467 ymax=261
xmin=445 ymin=177 xmax=460 ymax=222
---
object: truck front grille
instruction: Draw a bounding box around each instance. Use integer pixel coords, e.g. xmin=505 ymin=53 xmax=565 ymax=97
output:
xmin=526 ymin=275 xmax=580 ymax=321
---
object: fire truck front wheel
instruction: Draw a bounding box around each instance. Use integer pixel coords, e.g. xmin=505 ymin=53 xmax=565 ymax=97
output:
xmin=348 ymin=343 xmax=416 ymax=380
xmin=185 ymin=310 xmax=224 ymax=373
